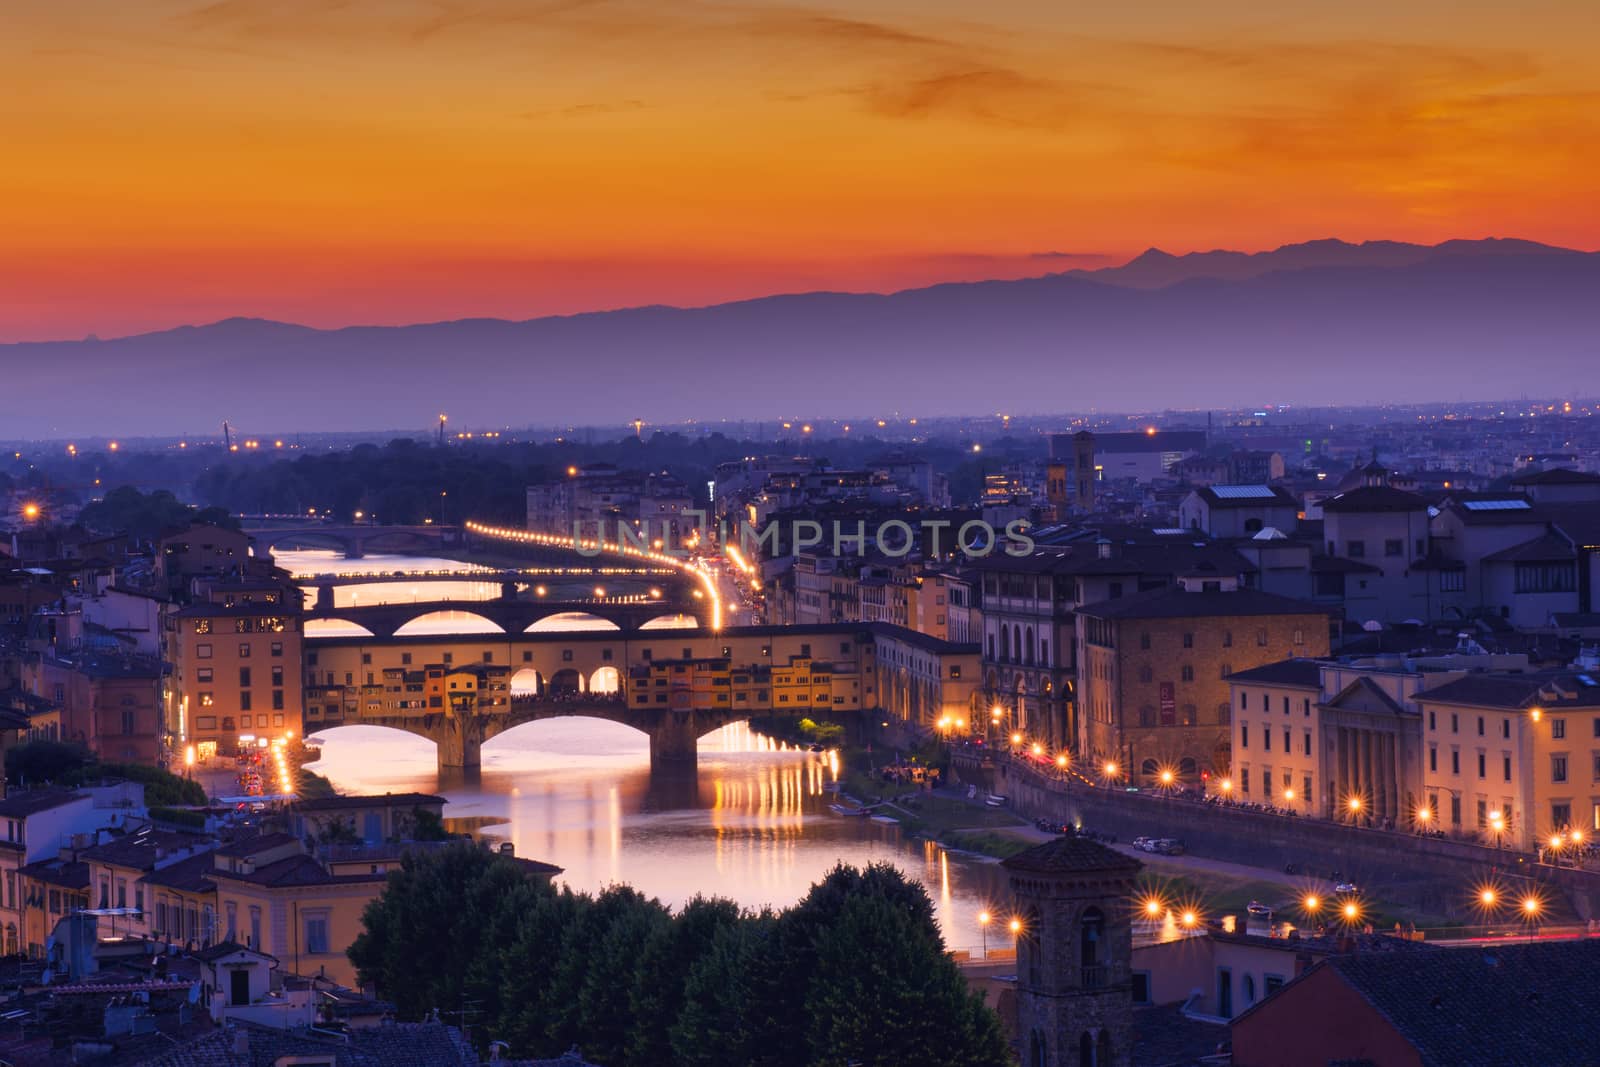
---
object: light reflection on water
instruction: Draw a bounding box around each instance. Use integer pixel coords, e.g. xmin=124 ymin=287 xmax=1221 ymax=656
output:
xmin=305 ymin=718 xmax=1009 ymax=952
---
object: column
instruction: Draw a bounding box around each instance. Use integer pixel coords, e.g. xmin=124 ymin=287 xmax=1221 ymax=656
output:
xmin=1375 ymin=733 xmax=1388 ymax=821
xmin=1360 ymin=730 xmax=1373 ymax=820
xmin=1335 ymin=727 xmax=1348 ymax=811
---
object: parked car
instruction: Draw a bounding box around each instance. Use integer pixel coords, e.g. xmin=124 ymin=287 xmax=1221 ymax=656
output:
xmin=1335 ymin=882 xmax=1360 ymax=895
xmin=1246 ymin=900 xmax=1272 ymax=917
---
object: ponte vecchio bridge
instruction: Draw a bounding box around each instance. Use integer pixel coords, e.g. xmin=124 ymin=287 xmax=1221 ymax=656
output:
xmin=303 ymin=622 xmax=880 ymax=773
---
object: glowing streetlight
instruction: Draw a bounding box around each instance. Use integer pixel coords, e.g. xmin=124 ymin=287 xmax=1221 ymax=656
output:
xmin=1180 ymin=910 xmax=1198 ymax=928
xmin=1521 ymin=896 xmax=1541 ymax=917
xmin=1302 ymin=895 xmax=1320 ymax=914
xmin=978 ymin=910 xmax=991 ymax=956
xmin=1416 ymin=805 xmax=1432 ymax=825
xmin=1160 ymin=769 xmax=1175 ymax=786
xmin=1341 ymin=901 xmax=1360 ymax=923
xmin=1011 ymin=733 xmax=1023 ymax=746
xmin=1055 ymin=754 xmax=1069 ymax=770
xmin=1031 ymin=743 xmax=1044 ymax=758
xmin=1009 ymin=917 xmax=1023 ymax=936
xmin=1284 ymin=788 xmax=1296 ymax=802
xmin=1347 ymin=796 xmax=1362 ymax=813
xmin=991 ymin=705 xmax=1003 ymax=721
xmin=1143 ymin=898 xmax=1163 ymax=919
xmin=1103 ymin=761 xmax=1119 ymax=779
xmin=1480 ymin=888 xmax=1498 ymax=907
xmin=21 ymin=502 xmax=40 ymax=521
xmin=1219 ymin=778 xmax=1233 ymax=794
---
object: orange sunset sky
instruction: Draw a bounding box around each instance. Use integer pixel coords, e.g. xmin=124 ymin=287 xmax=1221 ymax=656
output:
xmin=4 ymin=0 xmax=1599 ymax=342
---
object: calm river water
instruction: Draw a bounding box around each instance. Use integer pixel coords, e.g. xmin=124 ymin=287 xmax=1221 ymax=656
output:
xmin=280 ymin=550 xmax=1009 ymax=953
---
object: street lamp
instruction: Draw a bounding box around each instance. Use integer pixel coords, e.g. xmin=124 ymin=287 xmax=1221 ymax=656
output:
xmin=1180 ymin=910 xmax=1198 ymax=929
xmin=978 ymin=910 xmax=991 ymax=957
xmin=1143 ymin=897 xmax=1163 ymax=921
xmin=1302 ymin=894 xmax=1320 ymax=916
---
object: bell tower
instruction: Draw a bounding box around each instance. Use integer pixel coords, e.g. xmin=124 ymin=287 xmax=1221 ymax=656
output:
xmin=1002 ymin=836 xmax=1141 ymax=1067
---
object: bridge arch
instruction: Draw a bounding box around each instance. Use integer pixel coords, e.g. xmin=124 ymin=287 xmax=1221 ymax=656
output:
xmin=510 ymin=668 xmax=544 ymax=697
xmin=548 ymin=668 xmax=585 ymax=694
xmin=263 ymin=532 xmax=359 ymax=557
xmin=590 ymin=666 xmax=621 ymax=694
xmin=304 ymin=618 xmax=377 ymax=638
xmin=525 ymin=612 xmax=622 ymax=634
xmin=393 ymin=610 xmax=506 ymax=636
xmin=639 ymin=613 xmax=699 ymax=630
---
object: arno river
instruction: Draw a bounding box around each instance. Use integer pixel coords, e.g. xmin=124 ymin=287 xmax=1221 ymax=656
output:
xmin=281 ymin=550 xmax=1008 ymax=953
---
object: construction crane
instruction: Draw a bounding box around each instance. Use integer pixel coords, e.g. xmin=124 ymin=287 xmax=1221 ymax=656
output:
xmin=222 ymin=420 xmax=233 ymax=452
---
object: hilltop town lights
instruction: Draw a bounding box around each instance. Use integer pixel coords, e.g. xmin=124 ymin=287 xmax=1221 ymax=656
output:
xmin=565 ymin=516 xmax=1038 ymax=560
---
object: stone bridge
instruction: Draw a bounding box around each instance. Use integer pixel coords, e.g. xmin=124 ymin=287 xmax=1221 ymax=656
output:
xmin=305 ymin=591 xmax=709 ymax=638
xmin=244 ymin=522 xmax=463 ymax=559
xmin=357 ymin=695 xmax=798 ymax=771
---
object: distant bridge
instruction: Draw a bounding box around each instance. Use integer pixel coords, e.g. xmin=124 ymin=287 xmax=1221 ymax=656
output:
xmin=243 ymin=521 xmax=461 ymax=559
xmin=304 ymin=589 xmax=709 ymax=639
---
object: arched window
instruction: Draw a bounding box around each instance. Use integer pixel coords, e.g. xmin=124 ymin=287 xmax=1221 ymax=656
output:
xmin=1080 ymin=907 xmax=1104 ymax=978
xmin=1178 ymin=757 xmax=1198 ymax=777
xmin=1012 ymin=625 xmax=1022 ymax=664
xmin=988 ymin=634 xmax=996 ymax=660
xmin=1023 ymin=906 xmax=1042 ymax=986
xmin=1141 ymin=758 xmax=1159 ymax=777
xmin=1000 ymin=628 xmax=1010 ymax=662
xmin=1024 ymin=626 xmax=1035 ymax=665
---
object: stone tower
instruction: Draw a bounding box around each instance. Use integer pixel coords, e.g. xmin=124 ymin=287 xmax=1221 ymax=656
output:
xmin=1002 ymin=835 xmax=1142 ymax=1067
xmin=1071 ymin=431 xmax=1096 ymax=514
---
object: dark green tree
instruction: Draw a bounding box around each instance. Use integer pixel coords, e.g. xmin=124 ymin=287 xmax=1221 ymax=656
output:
xmin=347 ymin=842 xmax=550 ymax=1020
xmin=669 ymin=914 xmax=777 ymax=1067
xmin=627 ymin=895 xmax=743 ymax=1064
xmin=804 ymin=893 xmax=1010 ymax=1067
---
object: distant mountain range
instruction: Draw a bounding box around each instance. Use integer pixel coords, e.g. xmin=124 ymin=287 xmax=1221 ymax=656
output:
xmin=3 ymin=237 xmax=1596 ymax=437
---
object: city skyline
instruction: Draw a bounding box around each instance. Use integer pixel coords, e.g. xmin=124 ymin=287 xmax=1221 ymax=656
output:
xmin=6 ymin=1 xmax=1600 ymax=341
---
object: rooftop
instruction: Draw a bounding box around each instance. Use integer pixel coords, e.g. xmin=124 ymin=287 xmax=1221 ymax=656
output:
xmin=1224 ymin=659 xmax=1325 ymax=689
xmin=1000 ymin=834 xmax=1143 ymax=876
xmin=0 ymin=789 xmax=87 ymax=818
xmin=1325 ymin=940 xmax=1600 ymax=1067
xmin=1509 ymin=467 xmax=1600 ymax=486
xmin=132 ymin=1019 xmax=476 ymax=1067
xmin=1414 ymin=670 xmax=1600 ymax=710
xmin=1321 ymin=485 xmax=1431 ymax=514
